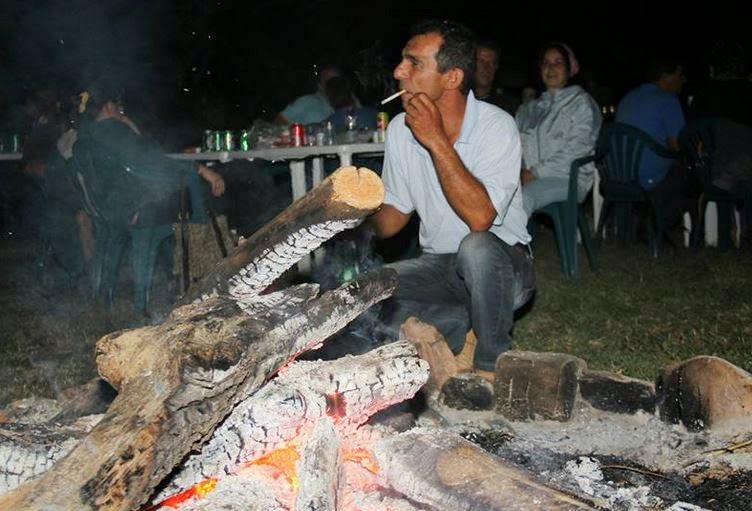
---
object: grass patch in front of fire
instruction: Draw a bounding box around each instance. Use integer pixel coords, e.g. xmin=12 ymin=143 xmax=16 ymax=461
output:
xmin=0 ymin=224 xmax=750 ymax=407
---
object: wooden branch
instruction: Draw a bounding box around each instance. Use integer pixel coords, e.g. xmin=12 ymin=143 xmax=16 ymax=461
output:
xmin=155 ymin=340 xmax=427 ymax=502
xmin=182 ymin=165 xmax=384 ymax=303
xmin=375 ymin=428 xmax=596 ymax=511
xmin=0 ymin=269 xmax=398 ymax=511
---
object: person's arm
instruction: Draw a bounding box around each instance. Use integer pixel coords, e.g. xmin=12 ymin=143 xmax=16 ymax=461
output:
xmin=370 ymin=204 xmax=412 ymax=239
xmin=197 ymin=164 xmax=225 ymax=197
xmin=404 ymin=93 xmax=496 ymax=231
xmin=664 ymin=96 xmax=685 ymax=153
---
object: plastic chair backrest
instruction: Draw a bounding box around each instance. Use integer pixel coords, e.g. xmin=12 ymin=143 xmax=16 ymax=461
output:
xmin=599 ymin=122 xmax=674 ymax=185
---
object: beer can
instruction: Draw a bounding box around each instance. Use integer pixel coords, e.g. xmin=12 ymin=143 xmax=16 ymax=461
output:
xmin=222 ymin=130 xmax=235 ymax=151
xmin=202 ymin=130 xmax=216 ymax=152
xmin=238 ymin=129 xmax=251 ymax=151
xmin=290 ymin=123 xmax=305 ymax=147
xmin=377 ymin=112 xmax=389 ymax=131
xmin=11 ymin=134 xmax=22 ymax=153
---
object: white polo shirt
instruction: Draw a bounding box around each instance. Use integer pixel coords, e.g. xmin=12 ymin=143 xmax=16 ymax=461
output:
xmin=382 ymin=90 xmax=530 ymax=254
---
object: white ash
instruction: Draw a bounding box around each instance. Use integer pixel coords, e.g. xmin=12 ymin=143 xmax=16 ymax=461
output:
xmin=227 ymin=219 xmax=360 ymax=300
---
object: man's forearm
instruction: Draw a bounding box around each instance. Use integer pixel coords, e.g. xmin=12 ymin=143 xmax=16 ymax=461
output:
xmin=429 ymin=139 xmax=496 ymax=231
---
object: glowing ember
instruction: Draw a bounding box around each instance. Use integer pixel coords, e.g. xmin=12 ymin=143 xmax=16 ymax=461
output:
xmin=243 ymin=443 xmax=301 ymax=490
xmin=145 ymin=478 xmax=218 ymax=510
xmin=343 ymin=447 xmax=380 ymax=474
xmin=325 ymin=391 xmax=347 ymax=420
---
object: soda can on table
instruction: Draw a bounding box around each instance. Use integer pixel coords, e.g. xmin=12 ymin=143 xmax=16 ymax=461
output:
xmin=11 ymin=134 xmax=23 ymax=153
xmin=221 ymin=130 xmax=235 ymax=151
xmin=375 ymin=112 xmax=389 ymax=143
xmin=238 ymin=129 xmax=251 ymax=151
xmin=202 ymin=130 xmax=216 ymax=152
xmin=290 ymin=123 xmax=305 ymax=147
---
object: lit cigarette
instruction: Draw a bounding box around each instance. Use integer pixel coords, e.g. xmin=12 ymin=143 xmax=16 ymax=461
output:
xmin=381 ymin=89 xmax=406 ymax=105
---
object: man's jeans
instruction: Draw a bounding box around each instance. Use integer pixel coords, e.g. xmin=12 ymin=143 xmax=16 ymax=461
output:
xmin=380 ymin=232 xmax=535 ymax=371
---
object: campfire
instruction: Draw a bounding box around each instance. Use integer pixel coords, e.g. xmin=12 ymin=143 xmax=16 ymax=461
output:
xmin=1 ymin=166 xmax=751 ymax=511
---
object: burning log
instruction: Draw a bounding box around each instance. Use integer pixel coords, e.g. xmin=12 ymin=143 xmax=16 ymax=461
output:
xmin=182 ymin=165 xmax=384 ymax=303
xmin=0 ymin=165 xmax=390 ymax=511
xmin=154 ymin=340 xmax=429 ymax=504
xmin=295 ymin=418 xmax=341 ymax=511
xmin=375 ymin=428 xmax=596 ymax=510
xmin=0 ymin=420 xmax=92 ymax=495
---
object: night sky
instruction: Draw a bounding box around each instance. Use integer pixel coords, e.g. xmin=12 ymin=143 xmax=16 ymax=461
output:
xmin=0 ymin=0 xmax=748 ymax=146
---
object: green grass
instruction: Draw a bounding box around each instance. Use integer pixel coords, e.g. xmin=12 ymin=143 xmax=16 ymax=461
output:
xmin=514 ymin=229 xmax=752 ymax=380
xmin=1 ymin=229 xmax=750 ymax=407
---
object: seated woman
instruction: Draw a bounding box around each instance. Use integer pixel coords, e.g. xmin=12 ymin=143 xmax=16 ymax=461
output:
xmin=73 ymin=79 xmax=225 ymax=315
xmin=516 ymin=42 xmax=602 ymax=216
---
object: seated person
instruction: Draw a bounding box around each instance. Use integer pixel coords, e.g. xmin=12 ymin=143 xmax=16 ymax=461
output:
xmin=474 ymin=37 xmax=519 ymax=115
xmin=324 ymin=75 xmax=377 ymax=134
xmin=615 ymin=55 xmax=688 ymax=229
xmin=73 ymin=79 xmax=225 ymax=314
xmin=275 ymin=65 xmax=342 ymax=125
xmin=516 ymin=42 xmax=601 ymax=216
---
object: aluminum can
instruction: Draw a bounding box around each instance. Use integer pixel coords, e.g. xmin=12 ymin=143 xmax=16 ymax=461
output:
xmin=221 ymin=130 xmax=235 ymax=151
xmin=377 ymin=112 xmax=389 ymax=131
xmin=375 ymin=112 xmax=389 ymax=143
xmin=202 ymin=130 xmax=216 ymax=152
xmin=290 ymin=123 xmax=305 ymax=147
xmin=11 ymin=134 xmax=22 ymax=153
xmin=238 ymin=129 xmax=251 ymax=151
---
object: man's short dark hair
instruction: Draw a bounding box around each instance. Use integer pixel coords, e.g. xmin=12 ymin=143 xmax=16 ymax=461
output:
xmin=477 ymin=37 xmax=501 ymax=64
xmin=410 ymin=19 xmax=477 ymax=94
xmin=646 ymin=56 xmax=682 ymax=83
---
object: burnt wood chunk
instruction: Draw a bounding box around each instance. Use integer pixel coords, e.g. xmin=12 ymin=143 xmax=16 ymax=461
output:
xmin=579 ymin=370 xmax=655 ymax=415
xmin=494 ymin=351 xmax=587 ymax=422
xmin=656 ymin=355 xmax=752 ymax=431
xmin=376 ymin=428 xmax=595 ymax=510
xmin=399 ymin=317 xmax=460 ymax=392
xmin=295 ymin=419 xmax=340 ymax=511
xmin=182 ymin=165 xmax=384 ymax=303
xmin=0 ymin=166 xmax=393 ymax=510
xmin=154 ymin=340 xmax=427 ymax=502
xmin=440 ymin=373 xmax=495 ymax=411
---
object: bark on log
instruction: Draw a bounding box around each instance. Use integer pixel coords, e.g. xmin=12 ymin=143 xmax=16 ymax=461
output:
xmin=0 ymin=421 xmax=90 ymax=495
xmin=182 ymin=165 xmax=384 ymax=303
xmin=155 ymin=340 xmax=428 ymax=502
xmin=375 ymin=428 xmax=596 ymax=511
xmin=0 ymin=269 xmax=398 ymax=511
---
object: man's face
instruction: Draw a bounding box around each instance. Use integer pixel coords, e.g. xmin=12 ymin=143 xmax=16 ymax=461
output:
xmin=393 ymin=32 xmax=446 ymax=107
xmin=475 ymin=47 xmax=498 ymax=88
xmin=318 ymin=67 xmax=341 ymax=91
xmin=663 ymin=66 xmax=687 ymax=94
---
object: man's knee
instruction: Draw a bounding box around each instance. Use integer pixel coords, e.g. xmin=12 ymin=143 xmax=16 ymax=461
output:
xmin=456 ymin=231 xmax=509 ymax=273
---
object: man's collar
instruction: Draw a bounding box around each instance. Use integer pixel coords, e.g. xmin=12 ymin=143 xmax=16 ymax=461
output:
xmin=456 ymin=90 xmax=478 ymax=145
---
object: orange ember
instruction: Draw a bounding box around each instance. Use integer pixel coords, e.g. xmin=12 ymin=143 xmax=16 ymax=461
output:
xmin=343 ymin=447 xmax=380 ymax=474
xmin=245 ymin=443 xmax=301 ymax=490
xmin=145 ymin=477 xmax=218 ymax=510
xmin=325 ymin=391 xmax=347 ymax=419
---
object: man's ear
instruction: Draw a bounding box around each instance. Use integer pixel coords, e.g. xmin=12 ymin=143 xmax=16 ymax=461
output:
xmin=442 ymin=68 xmax=465 ymax=91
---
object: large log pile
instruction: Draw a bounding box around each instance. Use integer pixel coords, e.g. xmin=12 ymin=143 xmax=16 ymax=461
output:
xmin=0 ymin=166 xmax=595 ymax=510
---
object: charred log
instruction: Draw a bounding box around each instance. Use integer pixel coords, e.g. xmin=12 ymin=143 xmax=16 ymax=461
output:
xmin=0 ymin=269 xmax=398 ymax=511
xmin=182 ymin=165 xmax=384 ymax=303
xmin=375 ymin=428 xmax=596 ymax=511
xmin=154 ymin=340 xmax=428 ymax=503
